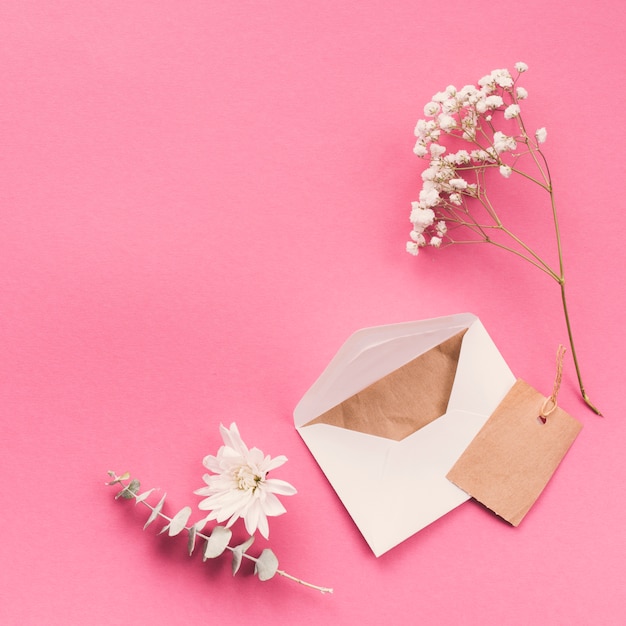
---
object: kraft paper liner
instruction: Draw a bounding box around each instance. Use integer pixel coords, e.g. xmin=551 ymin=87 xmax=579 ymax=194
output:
xmin=447 ymin=378 xmax=583 ymax=526
xmin=302 ymin=328 xmax=468 ymax=441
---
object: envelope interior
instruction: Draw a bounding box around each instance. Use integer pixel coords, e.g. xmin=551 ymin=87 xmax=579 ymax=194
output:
xmin=302 ymin=328 xmax=468 ymax=441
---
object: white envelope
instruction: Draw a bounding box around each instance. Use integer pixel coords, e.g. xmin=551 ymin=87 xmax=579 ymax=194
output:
xmin=293 ymin=313 xmax=516 ymax=557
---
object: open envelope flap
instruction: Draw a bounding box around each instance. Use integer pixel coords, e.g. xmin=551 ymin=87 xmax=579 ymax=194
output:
xmin=302 ymin=329 xmax=468 ymax=440
xmin=294 ymin=312 xmax=479 ymax=427
xmin=447 ymin=318 xmax=516 ymax=415
xmin=297 ymin=409 xmax=490 ymax=556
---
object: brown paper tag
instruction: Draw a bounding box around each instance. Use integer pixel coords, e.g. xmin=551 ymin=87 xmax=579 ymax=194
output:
xmin=446 ymin=379 xmax=582 ymax=526
xmin=302 ymin=329 xmax=467 ymax=441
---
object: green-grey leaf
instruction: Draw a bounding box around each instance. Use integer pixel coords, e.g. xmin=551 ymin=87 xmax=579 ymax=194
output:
xmin=254 ymin=549 xmax=279 ymax=581
xmin=187 ymin=524 xmax=197 ymax=556
xmin=168 ymin=506 xmax=192 ymax=537
xmin=118 ymin=479 xmax=140 ymax=499
xmin=202 ymin=526 xmax=232 ymax=560
xmin=231 ymin=548 xmax=244 ymax=576
xmin=135 ymin=488 xmax=155 ymax=504
xmin=231 ymin=536 xmax=255 ymax=577
xmin=143 ymin=493 xmax=167 ymax=530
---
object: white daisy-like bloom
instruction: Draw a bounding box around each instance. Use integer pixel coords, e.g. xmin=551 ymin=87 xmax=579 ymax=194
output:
xmin=535 ymin=127 xmax=547 ymax=143
xmin=194 ymin=423 xmax=297 ymax=539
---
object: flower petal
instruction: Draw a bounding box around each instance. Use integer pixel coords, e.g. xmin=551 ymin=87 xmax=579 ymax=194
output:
xmin=264 ymin=478 xmax=297 ymax=496
xmin=259 ymin=491 xmax=287 ymax=517
xmin=265 ymin=455 xmax=288 ymax=472
xmin=220 ymin=423 xmax=249 ymax=457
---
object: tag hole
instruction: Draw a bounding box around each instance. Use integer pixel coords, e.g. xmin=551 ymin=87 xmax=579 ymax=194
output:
xmin=537 ymin=415 xmax=547 ymax=425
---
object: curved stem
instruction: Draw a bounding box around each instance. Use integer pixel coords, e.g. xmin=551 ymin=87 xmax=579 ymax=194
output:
xmin=559 ymin=281 xmax=602 ymax=415
xmin=543 ymin=164 xmax=602 ymax=415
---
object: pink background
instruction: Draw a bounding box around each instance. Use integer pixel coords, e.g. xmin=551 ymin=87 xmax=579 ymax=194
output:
xmin=2 ymin=2 xmax=625 ymax=624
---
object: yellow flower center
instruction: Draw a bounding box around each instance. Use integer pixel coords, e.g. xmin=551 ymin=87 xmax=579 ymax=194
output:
xmin=235 ymin=465 xmax=263 ymax=492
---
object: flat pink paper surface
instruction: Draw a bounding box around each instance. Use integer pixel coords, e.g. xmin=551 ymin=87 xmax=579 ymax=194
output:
xmin=1 ymin=2 xmax=625 ymax=625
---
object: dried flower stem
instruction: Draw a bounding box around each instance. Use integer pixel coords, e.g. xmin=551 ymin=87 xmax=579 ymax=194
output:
xmin=408 ymin=66 xmax=600 ymax=414
xmin=108 ymin=474 xmax=333 ymax=594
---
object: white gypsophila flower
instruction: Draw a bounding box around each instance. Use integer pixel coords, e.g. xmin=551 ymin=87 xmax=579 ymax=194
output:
xmin=449 ymin=178 xmax=468 ymax=190
xmin=485 ymin=95 xmax=504 ymax=109
xmin=499 ymin=164 xmax=512 ymax=178
xmin=418 ymin=185 xmax=440 ymax=207
xmin=413 ymin=142 xmax=428 ymax=157
xmin=430 ymin=143 xmax=446 ymax=158
xmin=410 ymin=204 xmax=436 ymax=227
xmin=406 ymin=241 xmax=420 ymax=255
xmin=442 ymin=98 xmax=460 ymax=114
xmin=430 ymin=236 xmax=442 ymax=248
xmin=536 ymin=127 xmax=547 ymax=143
xmin=437 ymin=114 xmax=456 ymax=131
xmin=493 ymin=131 xmax=517 ymax=153
xmin=436 ymin=220 xmax=447 ymax=236
xmin=194 ymin=423 xmax=297 ymax=539
xmin=453 ymin=149 xmax=471 ymax=164
xmin=504 ymin=104 xmax=521 ymax=119
xmin=424 ymin=101 xmax=440 ymax=116
xmin=516 ymin=87 xmax=528 ymax=99
xmin=515 ymin=61 xmax=529 ymax=73
xmin=410 ymin=230 xmax=426 ymax=245
xmin=449 ymin=193 xmax=462 ymax=206
xmin=492 ymin=69 xmax=514 ymax=88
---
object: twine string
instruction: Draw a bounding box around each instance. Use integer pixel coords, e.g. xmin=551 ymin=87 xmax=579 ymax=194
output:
xmin=539 ymin=345 xmax=566 ymax=422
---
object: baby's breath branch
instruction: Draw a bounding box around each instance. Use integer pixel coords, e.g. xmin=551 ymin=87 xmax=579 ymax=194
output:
xmin=106 ymin=473 xmax=333 ymax=594
xmin=408 ymin=64 xmax=601 ymax=413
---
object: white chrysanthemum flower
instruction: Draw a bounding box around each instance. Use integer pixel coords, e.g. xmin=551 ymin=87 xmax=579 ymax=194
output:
xmin=499 ymin=164 xmax=512 ymax=178
xmin=194 ymin=423 xmax=297 ymax=539
xmin=504 ymin=104 xmax=521 ymax=119
xmin=535 ymin=127 xmax=547 ymax=143
xmin=515 ymin=62 xmax=528 ymax=73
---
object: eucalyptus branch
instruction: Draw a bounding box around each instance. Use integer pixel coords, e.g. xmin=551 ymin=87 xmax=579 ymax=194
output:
xmin=106 ymin=472 xmax=333 ymax=594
